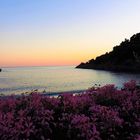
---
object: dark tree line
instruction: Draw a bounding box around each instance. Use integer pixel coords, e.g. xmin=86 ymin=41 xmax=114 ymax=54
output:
xmin=76 ymin=33 xmax=140 ymax=72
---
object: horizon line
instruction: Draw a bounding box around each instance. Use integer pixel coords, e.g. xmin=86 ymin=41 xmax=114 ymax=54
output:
xmin=1 ymin=64 xmax=76 ymax=68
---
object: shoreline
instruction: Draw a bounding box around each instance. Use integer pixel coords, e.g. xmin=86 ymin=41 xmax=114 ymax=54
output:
xmin=76 ymin=64 xmax=140 ymax=73
xmin=0 ymin=89 xmax=86 ymax=97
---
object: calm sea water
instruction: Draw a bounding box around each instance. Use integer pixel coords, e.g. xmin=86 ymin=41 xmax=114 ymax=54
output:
xmin=0 ymin=66 xmax=140 ymax=95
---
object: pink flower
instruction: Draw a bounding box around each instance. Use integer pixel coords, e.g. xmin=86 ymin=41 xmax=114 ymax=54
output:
xmin=124 ymin=80 xmax=136 ymax=91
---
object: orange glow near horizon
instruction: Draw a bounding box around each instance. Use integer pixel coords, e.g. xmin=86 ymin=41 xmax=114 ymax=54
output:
xmin=0 ymin=46 xmax=97 ymax=67
xmin=0 ymin=36 xmax=113 ymax=67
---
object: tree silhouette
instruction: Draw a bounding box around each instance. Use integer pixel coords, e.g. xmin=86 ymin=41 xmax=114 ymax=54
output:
xmin=76 ymin=33 xmax=140 ymax=72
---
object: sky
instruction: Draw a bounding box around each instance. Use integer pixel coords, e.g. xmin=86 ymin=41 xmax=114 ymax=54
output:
xmin=0 ymin=0 xmax=140 ymax=67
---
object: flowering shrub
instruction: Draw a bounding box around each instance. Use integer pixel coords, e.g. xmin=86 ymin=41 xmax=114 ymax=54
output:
xmin=123 ymin=80 xmax=137 ymax=91
xmin=0 ymin=80 xmax=140 ymax=140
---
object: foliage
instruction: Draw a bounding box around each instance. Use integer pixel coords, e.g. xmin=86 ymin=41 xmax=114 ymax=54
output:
xmin=0 ymin=81 xmax=140 ymax=140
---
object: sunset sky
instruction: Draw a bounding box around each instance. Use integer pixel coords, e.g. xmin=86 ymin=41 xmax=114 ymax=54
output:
xmin=0 ymin=0 xmax=140 ymax=67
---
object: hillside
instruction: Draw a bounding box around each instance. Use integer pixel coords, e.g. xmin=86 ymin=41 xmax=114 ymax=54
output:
xmin=76 ymin=33 xmax=140 ymax=72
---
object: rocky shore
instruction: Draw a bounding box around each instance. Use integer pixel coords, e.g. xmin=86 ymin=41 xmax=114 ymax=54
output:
xmin=76 ymin=63 xmax=140 ymax=73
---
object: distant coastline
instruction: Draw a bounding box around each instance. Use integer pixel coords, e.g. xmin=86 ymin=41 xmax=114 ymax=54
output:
xmin=76 ymin=33 xmax=140 ymax=73
xmin=76 ymin=63 xmax=140 ymax=73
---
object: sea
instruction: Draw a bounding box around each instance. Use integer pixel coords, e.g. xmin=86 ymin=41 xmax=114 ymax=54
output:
xmin=0 ymin=66 xmax=140 ymax=95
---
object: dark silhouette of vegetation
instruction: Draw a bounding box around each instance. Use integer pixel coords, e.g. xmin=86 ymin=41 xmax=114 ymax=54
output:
xmin=76 ymin=33 xmax=140 ymax=72
xmin=0 ymin=69 xmax=1 ymax=72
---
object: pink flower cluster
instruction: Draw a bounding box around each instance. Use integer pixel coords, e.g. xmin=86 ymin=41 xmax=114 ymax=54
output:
xmin=0 ymin=80 xmax=140 ymax=140
xmin=124 ymin=80 xmax=137 ymax=91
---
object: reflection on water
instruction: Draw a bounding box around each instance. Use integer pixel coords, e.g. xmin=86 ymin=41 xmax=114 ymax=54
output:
xmin=0 ymin=66 xmax=140 ymax=95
